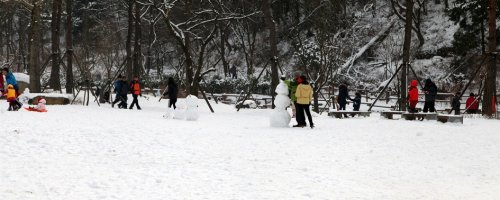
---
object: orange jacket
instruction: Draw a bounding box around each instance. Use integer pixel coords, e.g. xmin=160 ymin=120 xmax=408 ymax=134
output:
xmin=6 ymin=85 xmax=16 ymax=101
xmin=408 ymin=80 xmax=419 ymax=101
xmin=131 ymin=82 xmax=141 ymax=95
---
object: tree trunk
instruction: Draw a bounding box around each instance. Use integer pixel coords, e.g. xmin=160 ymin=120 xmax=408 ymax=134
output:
xmin=220 ymin=25 xmax=229 ymax=77
xmin=482 ymin=0 xmax=497 ymax=117
xmin=263 ymin=0 xmax=279 ymax=108
xmin=133 ymin=0 xmax=142 ymax=78
xmin=126 ymin=0 xmax=134 ymax=80
xmin=49 ymin=0 xmax=62 ymax=91
xmin=28 ymin=1 xmax=42 ymax=93
xmin=17 ymin=14 xmax=27 ymax=72
xmin=65 ymin=0 xmax=74 ymax=94
xmin=399 ymin=0 xmax=414 ymax=111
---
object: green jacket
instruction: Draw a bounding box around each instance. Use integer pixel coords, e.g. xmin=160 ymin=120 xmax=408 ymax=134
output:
xmin=289 ymin=80 xmax=298 ymax=102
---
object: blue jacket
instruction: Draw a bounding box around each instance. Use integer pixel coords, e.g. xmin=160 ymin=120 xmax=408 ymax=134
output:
xmin=113 ymin=80 xmax=123 ymax=94
xmin=5 ymin=72 xmax=17 ymax=87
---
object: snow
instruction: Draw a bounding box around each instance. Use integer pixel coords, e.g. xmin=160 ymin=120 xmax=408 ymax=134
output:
xmin=2 ymin=96 xmax=500 ymax=199
xmin=13 ymin=73 xmax=30 ymax=83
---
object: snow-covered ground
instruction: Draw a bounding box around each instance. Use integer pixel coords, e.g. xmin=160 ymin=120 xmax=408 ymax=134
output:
xmin=1 ymin=96 xmax=500 ymax=200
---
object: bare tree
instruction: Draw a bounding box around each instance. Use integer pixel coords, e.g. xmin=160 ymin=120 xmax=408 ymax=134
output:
xmin=65 ymin=0 xmax=74 ymax=94
xmin=482 ymin=0 xmax=497 ymax=117
xmin=49 ymin=0 xmax=62 ymax=91
xmin=133 ymin=0 xmax=142 ymax=77
xmin=263 ymin=0 xmax=279 ymax=108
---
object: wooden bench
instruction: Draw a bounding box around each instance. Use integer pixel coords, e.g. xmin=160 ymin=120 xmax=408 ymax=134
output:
xmin=328 ymin=111 xmax=371 ymax=118
xmin=401 ymin=113 xmax=438 ymax=121
xmin=380 ymin=111 xmax=404 ymax=119
xmin=437 ymin=115 xmax=464 ymax=124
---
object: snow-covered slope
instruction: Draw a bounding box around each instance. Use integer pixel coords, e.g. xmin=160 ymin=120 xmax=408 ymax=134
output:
xmin=1 ymin=96 xmax=500 ymax=199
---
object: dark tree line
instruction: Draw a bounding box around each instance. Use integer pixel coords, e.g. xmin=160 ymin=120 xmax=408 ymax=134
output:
xmin=0 ymin=0 xmax=497 ymax=115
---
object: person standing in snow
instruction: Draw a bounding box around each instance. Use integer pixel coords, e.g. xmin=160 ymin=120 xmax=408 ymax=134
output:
xmin=2 ymin=67 xmax=19 ymax=96
xmin=451 ymin=92 xmax=461 ymax=115
xmin=289 ymin=72 xmax=300 ymax=119
xmin=407 ymin=80 xmax=419 ymax=113
xmin=164 ymin=77 xmax=178 ymax=109
xmin=465 ymin=93 xmax=479 ymax=114
xmin=294 ymin=75 xmax=314 ymax=128
xmin=349 ymin=92 xmax=362 ymax=111
xmin=337 ymin=83 xmax=350 ymax=111
xmin=129 ymin=76 xmax=142 ymax=110
xmin=422 ymin=78 xmax=438 ymax=113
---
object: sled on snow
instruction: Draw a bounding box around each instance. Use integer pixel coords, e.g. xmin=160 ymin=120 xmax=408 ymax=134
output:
xmin=24 ymin=107 xmax=48 ymax=112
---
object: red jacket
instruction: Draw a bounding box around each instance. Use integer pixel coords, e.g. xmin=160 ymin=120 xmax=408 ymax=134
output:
xmin=465 ymin=96 xmax=479 ymax=110
xmin=408 ymin=80 xmax=419 ymax=101
xmin=130 ymin=81 xmax=141 ymax=95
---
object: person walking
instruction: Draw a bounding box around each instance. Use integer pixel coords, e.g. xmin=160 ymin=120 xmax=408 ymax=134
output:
xmin=422 ymin=78 xmax=438 ymax=113
xmin=164 ymin=77 xmax=178 ymax=109
xmin=294 ymin=75 xmax=314 ymax=128
xmin=129 ymin=76 xmax=142 ymax=110
xmin=112 ymin=75 xmax=128 ymax=108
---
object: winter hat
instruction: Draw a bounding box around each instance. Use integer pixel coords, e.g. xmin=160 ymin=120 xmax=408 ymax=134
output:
xmin=297 ymin=76 xmax=303 ymax=84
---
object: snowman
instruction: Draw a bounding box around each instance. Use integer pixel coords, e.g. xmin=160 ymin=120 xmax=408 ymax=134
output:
xmin=270 ymin=75 xmax=291 ymax=127
xmin=185 ymin=95 xmax=199 ymax=121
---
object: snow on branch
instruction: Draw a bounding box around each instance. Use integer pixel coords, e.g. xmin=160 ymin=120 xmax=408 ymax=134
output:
xmin=185 ymin=12 xmax=261 ymax=32
xmin=340 ymin=17 xmax=396 ymax=74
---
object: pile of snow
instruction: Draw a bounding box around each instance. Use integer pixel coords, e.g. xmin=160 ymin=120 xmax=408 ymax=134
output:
xmin=13 ymin=73 xmax=29 ymax=83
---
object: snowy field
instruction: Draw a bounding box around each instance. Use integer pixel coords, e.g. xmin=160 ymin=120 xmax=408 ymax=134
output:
xmin=1 ymin=96 xmax=500 ymax=200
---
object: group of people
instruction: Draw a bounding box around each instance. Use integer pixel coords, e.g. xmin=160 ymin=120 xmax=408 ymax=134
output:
xmin=111 ymin=75 xmax=178 ymax=110
xmin=1 ymin=67 xmax=23 ymax=111
xmin=111 ymin=75 xmax=143 ymax=110
xmin=408 ymin=78 xmax=480 ymax=115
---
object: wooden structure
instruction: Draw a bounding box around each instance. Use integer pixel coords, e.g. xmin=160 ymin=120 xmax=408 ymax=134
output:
xmin=328 ymin=111 xmax=371 ymax=118
xmin=380 ymin=111 xmax=404 ymax=119
xmin=401 ymin=113 xmax=437 ymax=121
xmin=437 ymin=115 xmax=464 ymax=124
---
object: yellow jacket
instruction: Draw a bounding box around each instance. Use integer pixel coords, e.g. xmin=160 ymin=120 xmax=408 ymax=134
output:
xmin=6 ymin=85 xmax=16 ymax=101
xmin=295 ymin=83 xmax=313 ymax=104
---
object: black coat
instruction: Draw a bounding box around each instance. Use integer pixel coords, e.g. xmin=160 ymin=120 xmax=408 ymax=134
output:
xmin=423 ymin=79 xmax=438 ymax=102
xmin=452 ymin=96 xmax=461 ymax=111
xmin=338 ymin=84 xmax=349 ymax=103
xmin=165 ymin=83 xmax=178 ymax=100
xmin=119 ymin=80 xmax=129 ymax=96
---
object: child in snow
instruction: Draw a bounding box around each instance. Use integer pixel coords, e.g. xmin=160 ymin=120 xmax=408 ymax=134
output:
xmin=349 ymin=92 xmax=362 ymax=111
xmin=451 ymin=92 xmax=461 ymax=115
xmin=348 ymin=92 xmax=362 ymax=117
xmin=407 ymin=80 xmax=419 ymax=113
xmin=28 ymin=96 xmax=47 ymax=112
xmin=6 ymin=84 xmax=22 ymax=111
